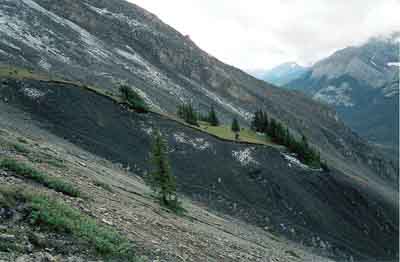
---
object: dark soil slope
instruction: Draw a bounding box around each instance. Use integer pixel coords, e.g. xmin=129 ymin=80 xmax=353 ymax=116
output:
xmin=0 ymin=78 xmax=398 ymax=261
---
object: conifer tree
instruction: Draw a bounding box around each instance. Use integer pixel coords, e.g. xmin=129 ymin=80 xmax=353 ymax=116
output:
xmin=207 ymin=106 xmax=219 ymax=126
xmin=148 ymin=130 xmax=178 ymax=208
xmin=177 ymin=103 xmax=198 ymax=126
xmin=231 ymin=117 xmax=240 ymax=133
xmin=251 ymin=110 xmax=259 ymax=131
xmin=262 ymin=111 xmax=269 ymax=133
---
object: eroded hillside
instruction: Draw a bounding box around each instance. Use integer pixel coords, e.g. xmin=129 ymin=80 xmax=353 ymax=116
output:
xmin=0 ymin=0 xmax=397 ymax=187
xmin=0 ymin=77 xmax=398 ymax=261
xmin=0 ymin=106 xmax=339 ymax=262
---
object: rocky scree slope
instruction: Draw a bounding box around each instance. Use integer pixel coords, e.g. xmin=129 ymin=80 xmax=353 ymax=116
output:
xmin=0 ymin=78 xmax=398 ymax=261
xmin=286 ymin=35 xmax=399 ymax=151
xmin=0 ymin=0 xmax=398 ymax=185
xmin=0 ymin=118 xmax=338 ymax=262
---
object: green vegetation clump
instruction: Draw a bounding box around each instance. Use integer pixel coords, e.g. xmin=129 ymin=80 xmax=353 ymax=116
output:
xmin=147 ymin=130 xmax=182 ymax=213
xmin=0 ymin=158 xmax=81 ymax=197
xmin=0 ymin=186 xmax=137 ymax=261
xmin=250 ymin=110 xmax=323 ymax=168
xmin=177 ymin=103 xmax=199 ymax=126
xmin=94 ymin=180 xmax=113 ymax=193
xmin=119 ymin=85 xmax=148 ymax=113
xmin=13 ymin=143 xmax=30 ymax=154
xmin=29 ymin=196 xmax=134 ymax=257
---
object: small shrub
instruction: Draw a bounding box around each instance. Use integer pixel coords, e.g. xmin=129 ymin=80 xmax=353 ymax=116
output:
xmin=0 ymin=158 xmax=80 ymax=197
xmin=13 ymin=143 xmax=29 ymax=154
xmin=119 ymin=85 xmax=148 ymax=113
xmin=94 ymin=180 xmax=113 ymax=193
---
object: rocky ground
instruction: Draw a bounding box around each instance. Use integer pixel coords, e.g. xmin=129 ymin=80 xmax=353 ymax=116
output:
xmin=0 ymin=117 xmax=336 ymax=262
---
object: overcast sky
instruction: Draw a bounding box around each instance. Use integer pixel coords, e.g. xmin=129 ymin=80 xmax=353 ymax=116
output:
xmin=129 ymin=0 xmax=399 ymax=71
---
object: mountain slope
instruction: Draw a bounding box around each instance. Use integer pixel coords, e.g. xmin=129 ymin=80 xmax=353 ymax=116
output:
xmin=0 ymin=114 xmax=337 ymax=262
xmin=0 ymin=76 xmax=398 ymax=261
xmin=286 ymin=35 xmax=399 ymax=150
xmin=0 ymin=0 xmax=397 ymax=187
xmin=251 ymin=62 xmax=310 ymax=86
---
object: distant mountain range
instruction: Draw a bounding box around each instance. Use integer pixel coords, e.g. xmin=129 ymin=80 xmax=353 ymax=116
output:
xmin=254 ymin=34 xmax=399 ymax=152
xmin=251 ymin=62 xmax=309 ymax=86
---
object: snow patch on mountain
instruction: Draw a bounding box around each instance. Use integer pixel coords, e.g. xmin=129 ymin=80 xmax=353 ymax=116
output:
xmin=282 ymin=153 xmax=308 ymax=169
xmin=174 ymin=132 xmax=212 ymax=151
xmin=21 ymin=87 xmax=46 ymax=99
xmin=232 ymin=147 xmax=258 ymax=166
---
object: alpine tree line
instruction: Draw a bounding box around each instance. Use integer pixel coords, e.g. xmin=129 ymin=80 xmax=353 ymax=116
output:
xmin=251 ymin=109 xmax=323 ymax=168
xmin=176 ymin=104 xmax=324 ymax=168
xmin=177 ymin=103 xmax=219 ymax=126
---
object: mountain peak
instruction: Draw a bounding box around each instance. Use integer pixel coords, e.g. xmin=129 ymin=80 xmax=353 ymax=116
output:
xmin=252 ymin=62 xmax=309 ymax=86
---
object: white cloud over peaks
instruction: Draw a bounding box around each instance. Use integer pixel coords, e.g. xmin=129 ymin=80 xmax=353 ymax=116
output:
xmin=129 ymin=0 xmax=400 ymax=71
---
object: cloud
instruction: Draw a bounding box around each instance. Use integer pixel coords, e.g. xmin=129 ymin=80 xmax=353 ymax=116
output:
xmin=128 ymin=0 xmax=400 ymax=70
